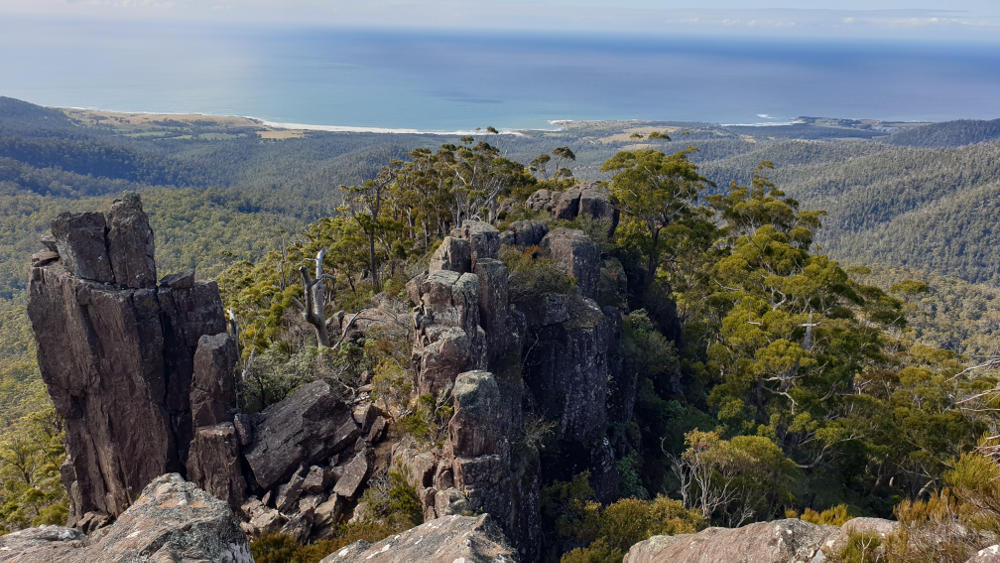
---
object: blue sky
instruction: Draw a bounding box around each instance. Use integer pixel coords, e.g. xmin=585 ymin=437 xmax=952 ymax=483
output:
xmin=4 ymin=1 xmax=1000 ymax=41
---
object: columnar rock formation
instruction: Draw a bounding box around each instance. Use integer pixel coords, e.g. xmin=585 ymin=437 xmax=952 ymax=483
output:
xmin=27 ymin=194 xmax=393 ymax=542
xmin=26 ymin=186 xmax=634 ymax=560
xmin=28 ymin=193 xmax=239 ymax=529
xmin=401 ymin=214 xmax=626 ymax=557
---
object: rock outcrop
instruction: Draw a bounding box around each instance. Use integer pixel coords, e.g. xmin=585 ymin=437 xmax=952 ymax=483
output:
xmin=525 ymin=182 xmax=619 ymax=236
xmin=399 ymin=218 xmax=628 ymax=557
xmin=27 ymin=194 xmax=240 ymax=527
xmin=0 ymin=473 xmax=252 ymax=563
xmin=241 ymin=380 xmax=359 ymax=491
xmin=27 ymin=193 xmax=635 ymax=560
xmin=500 ymin=220 xmax=548 ymax=248
xmin=320 ymin=514 xmax=518 ymax=563
xmin=624 ymin=517 xmax=900 ymax=563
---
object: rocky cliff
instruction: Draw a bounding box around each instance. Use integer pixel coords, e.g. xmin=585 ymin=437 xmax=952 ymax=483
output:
xmin=28 ymin=193 xmax=237 ymax=529
xmin=22 ymin=186 xmax=636 ymax=560
xmin=394 ymin=186 xmax=628 ymax=557
xmin=27 ymin=194 xmax=394 ymax=546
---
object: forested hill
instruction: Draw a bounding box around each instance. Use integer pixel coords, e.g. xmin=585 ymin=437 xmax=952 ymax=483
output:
xmin=887 ymin=118 xmax=1000 ymax=147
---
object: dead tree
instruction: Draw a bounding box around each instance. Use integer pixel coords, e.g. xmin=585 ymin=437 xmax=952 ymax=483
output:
xmin=293 ymin=248 xmax=332 ymax=348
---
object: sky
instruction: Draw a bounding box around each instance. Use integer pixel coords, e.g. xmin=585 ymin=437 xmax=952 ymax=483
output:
xmin=2 ymin=0 xmax=1000 ymax=41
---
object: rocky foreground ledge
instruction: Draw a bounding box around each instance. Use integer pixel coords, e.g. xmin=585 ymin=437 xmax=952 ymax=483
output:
xmin=0 ymin=473 xmax=519 ymax=563
xmin=0 ymin=474 xmax=252 ymax=562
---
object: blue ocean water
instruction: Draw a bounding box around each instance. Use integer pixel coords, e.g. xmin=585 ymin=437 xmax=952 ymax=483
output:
xmin=1 ymin=17 xmax=998 ymax=130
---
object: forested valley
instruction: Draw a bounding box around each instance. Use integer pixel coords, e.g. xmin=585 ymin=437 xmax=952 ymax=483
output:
xmin=0 ymin=96 xmax=998 ymax=562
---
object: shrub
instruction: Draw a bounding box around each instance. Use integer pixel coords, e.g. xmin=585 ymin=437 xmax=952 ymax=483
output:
xmin=501 ymin=245 xmax=573 ymax=303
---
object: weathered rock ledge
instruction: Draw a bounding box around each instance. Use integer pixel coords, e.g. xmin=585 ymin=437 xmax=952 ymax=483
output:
xmin=624 ymin=517 xmax=900 ymax=563
xmin=0 ymin=474 xmax=252 ymax=562
xmin=321 ymin=514 xmax=518 ymax=563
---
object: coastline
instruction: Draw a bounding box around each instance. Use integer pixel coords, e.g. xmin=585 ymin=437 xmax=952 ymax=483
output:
xmin=54 ymin=104 xmax=918 ymax=135
xmin=258 ymin=119 xmax=530 ymax=136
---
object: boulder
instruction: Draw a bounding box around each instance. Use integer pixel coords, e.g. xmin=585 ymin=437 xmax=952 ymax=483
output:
xmin=552 ymin=182 xmax=619 ymax=236
xmin=452 ymin=220 xmax=501 ymax=269
xmin=319 ymin=514 xmax=518 ymax=563
xmin=31 ymin=250 xmax=59 ymax=267
xmin=970 ymin=545 xmax=1000 ymax=562
xmin=314 ymin=494 xmax=345 ymax=527
xmin=159 ymin=269 xmax=195 ymax=289
xmin=540 ymin=228 xmax=601 ymax=299
xmin=332 ymin=451 xmax=370 ymax=498
xmin=429 ymin=236 xmax=472 ymax=273
xmin=275 ymin=466 xmax=307 ymax=513
xmin=0 ymin=527 xmax=85 ymax=561
xmin=243 ymin=380 xmax=358 ymax=491
xmin=500 ymin=220 xmax=549 ymax=248
xmin=524 ymin=189 xmax=560 ymax=214
xmin=578 ymin=182 xmax=619 ymax=235
xmin=450 ymin=371 xmax=507 ymax=458
xmin=0 ymin=474 xmax=252 ymax=563
xmin=249 ymin=507 xmax=286 ymax=535
xmin=302 ymin=465 xmax=332 ymax=494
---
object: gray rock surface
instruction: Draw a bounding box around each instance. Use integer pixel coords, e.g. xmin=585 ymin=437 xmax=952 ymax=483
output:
xmin=106 ymin=193 xmax=157 ymax=288
xmin=49 ymin=211 xmax=112 ymax=283
xmin=625 ymin=518 xmax=843 ymax=563
xmin=0 ymin=474 xmax=252 ymax=563
xmin=969 ymin=545 xmax=1000 ymax=562
xmin=500 ymin=220 xmax=549 ymax=248
xmin=190 ymin=332 xmax=238 ymax=427
xmin=408 ymin=269 xmax=487 ymax=396
xmin=452 ymin=220 xmax=501 ymax=269
xmin=320 ymin=514 xmax=518 ymax=563
xmin=429 ymin=236 xmax=471 ymax=272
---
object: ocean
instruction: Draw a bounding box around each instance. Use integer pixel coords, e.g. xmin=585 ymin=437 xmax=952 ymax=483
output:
xmin=1 ymin=17 xmax=999 ymax=131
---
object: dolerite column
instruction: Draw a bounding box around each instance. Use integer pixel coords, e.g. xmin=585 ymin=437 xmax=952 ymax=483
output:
xmin=27 ymin=193 xmax=233 ymax=529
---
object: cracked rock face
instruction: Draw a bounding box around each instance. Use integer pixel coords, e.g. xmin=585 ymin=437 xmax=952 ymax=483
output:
xmin=27 ymin=194 xmax=236 ymax=526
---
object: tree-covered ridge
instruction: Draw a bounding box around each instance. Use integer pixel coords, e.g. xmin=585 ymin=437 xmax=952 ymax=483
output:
xmin=851 ymin=264 xmax=1000 ymax=360
xmin=888 ymin=118 xmax=1000 ymax=148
